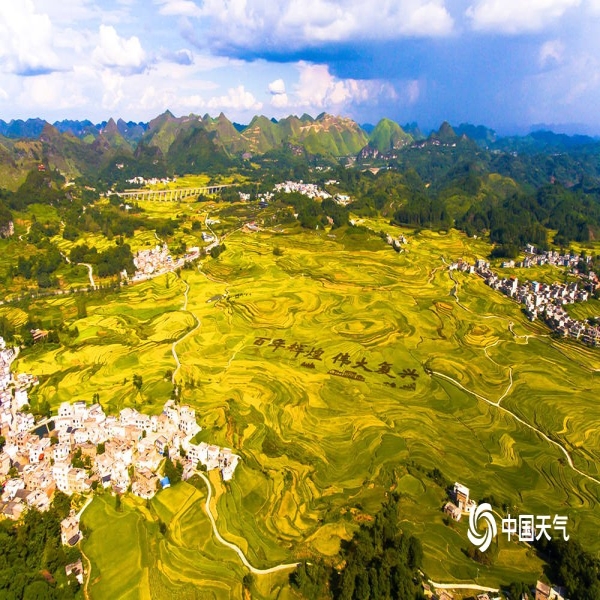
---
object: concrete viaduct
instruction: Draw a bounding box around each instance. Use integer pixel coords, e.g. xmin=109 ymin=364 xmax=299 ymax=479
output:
xmin=115 ymin=185 xmax=232 ymax=202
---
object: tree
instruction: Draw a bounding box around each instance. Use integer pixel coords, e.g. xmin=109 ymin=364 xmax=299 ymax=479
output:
xmin=163 ymin=457 xmax=182 ymax=485
xmin=52 ymin=491 xmax=71 ymax=520
xmin=133 ymin=374 xmax=143 ymax=391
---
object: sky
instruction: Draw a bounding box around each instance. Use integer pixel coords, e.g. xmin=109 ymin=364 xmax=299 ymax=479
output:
xmin=1 ymin=0 xmax=600 ymax=134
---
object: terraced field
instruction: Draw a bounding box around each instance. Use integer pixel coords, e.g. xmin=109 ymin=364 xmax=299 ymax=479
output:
xmin=10 ymin=210 xmax=600 ymax=597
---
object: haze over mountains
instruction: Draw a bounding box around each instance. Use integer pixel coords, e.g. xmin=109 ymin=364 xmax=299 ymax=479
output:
xmin=1 ymin=110 xmax=600 ymax=190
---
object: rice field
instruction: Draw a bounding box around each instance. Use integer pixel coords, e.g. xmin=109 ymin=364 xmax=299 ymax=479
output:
xmin=10 ymin=212 xmax=600 ymax=597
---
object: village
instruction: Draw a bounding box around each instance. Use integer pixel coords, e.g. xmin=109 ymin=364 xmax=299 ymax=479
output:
xmin=125 ymin=242 xmax=204 ymax=282
xmin=450 ymin=250 xmax=600 ymax=346
xmin=0 ymin=336 xmax=239 ymax=529
xmin=501 ymin=245 xmax=597 ymax=276
xmin=265 ymin=180 xmax=352 ymax=206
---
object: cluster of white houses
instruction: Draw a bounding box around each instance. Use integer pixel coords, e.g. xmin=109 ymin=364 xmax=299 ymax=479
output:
xmin=502 ymin=244 xmax=595 ymax=275
xmin=125 ymin=176 xmax=175 ymax=186
xmin=122 ymin=243 xmax=202 ymax=283
xmin=274 ymin=180 xmax=332 ymax=199
xmin=1 ymin=343 xmax=240 ymax=521
xmin=272 ymin=180 xmax=353 ymax=206
xmin=450 ymin=257 xmax=600 ymax=346
xmin=128 ymin=243 xmax=202 ymax=282
xmin=472 ymin=259 xmax=600 ymax=345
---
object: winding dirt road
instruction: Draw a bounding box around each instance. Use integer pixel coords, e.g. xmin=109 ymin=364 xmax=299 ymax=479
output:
xmin=196 ymin=472 xmax=300 ymax=575
xmin=171 ymin=279 xmax=201 ymax=385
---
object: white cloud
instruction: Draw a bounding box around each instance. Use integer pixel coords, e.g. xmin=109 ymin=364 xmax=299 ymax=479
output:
xmin=406 ymin=80 xmax=421 ymax=105
xmin=293 ymin=63 xmax=394 ymax=110
xmin=18 ymin=72 xmax=88 ymax=109
xmin=194 ymin=0 xmax=454 ymax=52
xmin=271 ymin=93 xmax=289 ymax=108
xmin=0 ymin=88 xmax=8 ymax=101
xmin=156 ymin=0 xmax=202 ymax=16
xmin=539 ymin=39 xmax=565 ymax=67
xmin=100 ymin=70 xmax=125 ymax=110
xmin=268 ymin=78 xmax=288 ymax=107
xmin=268 ymin=78 xmax=287 ymax=95
xmin=466 ymin=0 xmax=581 ymax=33
xmin=32 ymin=0 xmax=99 ymax=23
xmin=207 ymin=85 xmax=263 ymax=111
xmin=92 ymin=25 xmax=147 ymax=73
xmin=0 ymin=1 xmax=60 ymax=75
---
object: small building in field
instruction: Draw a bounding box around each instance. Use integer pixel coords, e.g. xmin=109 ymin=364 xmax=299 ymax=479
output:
xmin=60 ymin=512 xmax=82 ymax=546
xmin=453 ymin=482 xmax=470 ymax=509
xmin=443 ymin=501 xmax=462 ymax=521
xmin=65 ymin=559 xmax=84 ymax=585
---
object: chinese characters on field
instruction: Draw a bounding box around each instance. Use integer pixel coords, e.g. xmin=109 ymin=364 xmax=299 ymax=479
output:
xmin=252 ymin=336 xmax=419 ymax=391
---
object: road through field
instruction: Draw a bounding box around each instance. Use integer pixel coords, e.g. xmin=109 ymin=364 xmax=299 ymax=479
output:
xmin=431 ymin=369 xmax=600 ymax=487
xmin=440 ymin=261 xmax=600 ymax=487
xmin=171 ymin=279 xmax=200 ymax=385
xmin=169 ymin=242 xmax=300 ymax=576
xmin=196 ymin=472 xmax=300 ymax=575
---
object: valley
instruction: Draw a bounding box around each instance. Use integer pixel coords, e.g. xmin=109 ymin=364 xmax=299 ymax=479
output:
xmin=5 ymin=197 xmax=599 ymax=597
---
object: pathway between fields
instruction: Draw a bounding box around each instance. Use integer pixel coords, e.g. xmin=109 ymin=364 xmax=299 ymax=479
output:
xmin=78 ymin=263 xmax=95 ymax=288
xmin=428 ymin=581 xmax=499 ymax=593
xmin=60 ymin=249 xmax=96 ymax=288
xmin=169 ymin=226 xmax=299 ymax=576
xmin=77 ymin=496 xmax=95 ymax=599
xmin=438 ymin=259 xmax=600 ymax=487
xmin=431 ymin=369 xmax=600 ymax=487
xmin=197 ymin=472 xmax=299 ymax=575
xmin=171 ymin=279 xmax=201 ymax=385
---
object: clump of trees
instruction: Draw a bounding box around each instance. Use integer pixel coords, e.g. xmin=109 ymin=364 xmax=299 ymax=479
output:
xmin=210 ymin=243 xmax=226 ymax=259
xmin=535 ymin=537 xmax=600 ymax=599
xmin=0 ymin=493 xmax=81 ymax=598
xmin=290 ymin=493 xmax=424 ymax=599
xmin=69 ymin=242 xmax=135 ymax=277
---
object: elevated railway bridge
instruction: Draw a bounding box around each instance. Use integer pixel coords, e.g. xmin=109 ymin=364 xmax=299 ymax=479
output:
xmin=114 ymin=184 xmax=232 ymax=202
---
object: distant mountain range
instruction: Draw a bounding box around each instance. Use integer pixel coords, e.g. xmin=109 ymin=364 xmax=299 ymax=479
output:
xmin=1 ymin=111 xmax=599 ymax=189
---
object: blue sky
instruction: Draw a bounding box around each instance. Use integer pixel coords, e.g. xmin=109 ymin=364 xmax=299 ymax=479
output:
xmin=1 ymin=0 xmax=600 ymax=133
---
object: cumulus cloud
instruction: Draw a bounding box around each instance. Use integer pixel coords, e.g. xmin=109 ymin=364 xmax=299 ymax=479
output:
xmin=163 ymin=49 xmax=194 ymax=65
xmin=92 ymin=25 xmax=147 ymax=73
xmin=18 ymin=72 xmax=88 ymax=109
xmin=100 ymin=69 xmax=125 ymax=110
xmin=156 ymin=0 xmax=202 ymax=17
xmin=268 ymin=78 xmax=287 ymax=95
xmin=292 ymin=63 xmax=396 ymax=112
xmin=268 ymin=78 xmax=289 ymax=107
xmin=466 ymin=0 xmax=581 ymax=33
xmin=0 ymin=1 xmax=61 ymax=75
xmin=191 ymin=0 xmax=453 ymax=54
xmin=539 ymin=39 xmax=565 ymax=67
xmin=207 ymin=85 xmax=263 ymax=111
